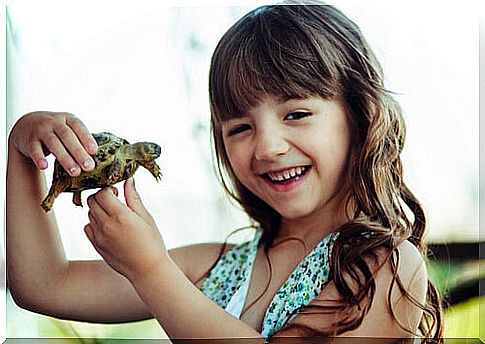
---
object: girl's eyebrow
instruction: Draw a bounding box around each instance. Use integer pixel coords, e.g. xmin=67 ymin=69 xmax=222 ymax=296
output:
xmin=277 ymin=96 xmax=312 ymax=105
xmin=273 ymin=96 xmax=295 ymax=105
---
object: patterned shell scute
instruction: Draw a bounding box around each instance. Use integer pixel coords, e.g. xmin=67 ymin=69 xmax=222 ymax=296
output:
xmin=75 ymin=132 xmax=129 ymax=190
xmin=92 ymin=132 xmax=128 ymax=163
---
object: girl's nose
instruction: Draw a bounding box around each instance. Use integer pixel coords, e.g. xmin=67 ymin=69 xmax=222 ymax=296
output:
xmin=254 ymin=129 xmax=290 ymax=161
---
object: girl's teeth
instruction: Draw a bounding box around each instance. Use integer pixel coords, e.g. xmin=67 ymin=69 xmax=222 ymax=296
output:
xmin=267 ymin=166 xmax=307 ymax=182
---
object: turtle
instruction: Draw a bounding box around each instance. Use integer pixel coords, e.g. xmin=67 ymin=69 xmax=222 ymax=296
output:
xmin=41 ymin=132 xmax=162 ymax=212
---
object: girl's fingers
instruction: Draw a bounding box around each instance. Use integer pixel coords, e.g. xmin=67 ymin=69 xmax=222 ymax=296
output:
xmin=87 ymin=207 xmax=100 ymax=228
xmin=28 ymin=141 xmax=48 ymax=170
xmin=84 ymin=224 xmax=104 ymax=253
xmin=53 ymin=123 xmax=95 ymax=172
xmin=84 ymin=224 xmax=95 ymax=243
xmin=66 ymin=116 xmax=98 ymax=155
xmin=11 ymin=112 xmax=96 ymax=173
xmin=87 ymin=194 xmax=110 ymax=223
xmin=124 ymin=178 xmax=149 ymax=218
xmin=42 ymin=133 xmax=81 ymax=176
xmin=93 ymin=188 xmax=124 ymax=217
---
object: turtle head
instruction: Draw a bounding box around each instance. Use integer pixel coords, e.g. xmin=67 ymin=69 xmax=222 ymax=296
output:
xmin=129 ymin=142 xmax=161 ymax=160
xmin=143 ymin=142 xmax=161 ymax=159
xmin=121 ymin=142 xmax=162 ymax=181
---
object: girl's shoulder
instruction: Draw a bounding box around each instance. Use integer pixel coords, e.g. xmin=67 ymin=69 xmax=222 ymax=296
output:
xmin=350 ymin=238 xmax=428 ymax=318
xmin=169 ymin=242 xmax=236 ymax=286
xmin=394 ymin=239 xmax=428 ymax=285
xmin=344 ymin=238 xmax=428 ymax=336
xmin=169 ymin=229 xmax=262 ymax=287
xmin=395 ymin=239 xmax=428 ymax=305
xmin=377 ymin=239 xmax=428 ymax=298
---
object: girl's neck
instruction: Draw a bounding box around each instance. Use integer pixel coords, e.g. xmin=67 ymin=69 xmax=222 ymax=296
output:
xmin=278 ymin=196 xmax=354 ymax=244
xmin=279 ymin=215 xmax=341 ymax=245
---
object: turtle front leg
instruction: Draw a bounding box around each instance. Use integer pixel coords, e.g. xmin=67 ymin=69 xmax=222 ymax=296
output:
xmin=41 ymin=181 xmax=70 ymax=212
xmin=72 ymin=191 xmax=83 ymax=207
xmin=139 ymin=160 xmax=162 ymax=181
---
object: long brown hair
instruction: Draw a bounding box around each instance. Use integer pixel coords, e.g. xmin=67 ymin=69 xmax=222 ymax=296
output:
xmin=208 ymin=2 xmax=442 ymax=340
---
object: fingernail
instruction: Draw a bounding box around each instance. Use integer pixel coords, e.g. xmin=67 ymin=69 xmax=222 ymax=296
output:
xmin=88 ymin=142 xmax=98 ymax=154
xmin=69 ymin=166 xmax=80 ymax=176
xmin=37 ymin=159 xmax=48 ymax=169
xmin=83 ymin=159 xmax=95 ymax=170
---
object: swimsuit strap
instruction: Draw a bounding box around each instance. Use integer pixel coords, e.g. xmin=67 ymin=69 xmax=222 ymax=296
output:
xmin=261 ymin=231 xmax=339 ymax=338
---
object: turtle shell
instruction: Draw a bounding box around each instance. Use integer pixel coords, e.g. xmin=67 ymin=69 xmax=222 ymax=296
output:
xmin=66 ymin=132 xmax=134 ymax=191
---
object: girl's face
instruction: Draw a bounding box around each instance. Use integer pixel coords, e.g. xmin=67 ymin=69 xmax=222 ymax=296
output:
xmin=222 ymin=95 xmax=352 ymax=230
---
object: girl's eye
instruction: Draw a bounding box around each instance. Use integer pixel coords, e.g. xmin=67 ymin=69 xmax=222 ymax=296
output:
xmin=227 ymin=124 xmax=251 ymax=136
xmin=285 ymin=111 xmax=311 ymax=121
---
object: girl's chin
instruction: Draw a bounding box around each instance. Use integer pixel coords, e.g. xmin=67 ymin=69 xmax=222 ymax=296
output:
xmin=274 ymin=206 xmax=315 ymax=221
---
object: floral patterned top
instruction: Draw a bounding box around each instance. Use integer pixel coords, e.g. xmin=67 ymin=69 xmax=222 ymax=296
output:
xmin=200 ymin=228 xmax=339 ymax=339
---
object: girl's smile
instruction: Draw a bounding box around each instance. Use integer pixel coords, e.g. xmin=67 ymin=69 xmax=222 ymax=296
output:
xmin=261 ymin=165 xmax=312 ymax=193
xmin=222 ymin=95 xmax=352 ymax=233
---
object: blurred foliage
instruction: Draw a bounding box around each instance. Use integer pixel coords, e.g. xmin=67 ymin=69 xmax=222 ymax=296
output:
xmin=38 ymin=316 xmax=165 ymax=341
xmin=427 ymin=258 xmax=483 ymax=340
xmin=443 ymin=296 xmax=483 ymax=339
xmin=426 ymin=259 xmax=482 ymax=298
xmin=427 ymin=259 xmax=460 ymax=294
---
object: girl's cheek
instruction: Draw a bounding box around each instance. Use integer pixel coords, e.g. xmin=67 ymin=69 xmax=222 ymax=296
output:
xmin=226 ymin=143 xmax=248 ymax=164
xmin=228 ymin=158 xmax=245 ymax=179
xmin=227 ymin=156 xmax=251 ymax=187
xmin=225 ymin=140 xmax=255 ymax=183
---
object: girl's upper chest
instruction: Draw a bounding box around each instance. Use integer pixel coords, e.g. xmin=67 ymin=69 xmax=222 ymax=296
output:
xmin=239 ymin=244 xmax=307 ymax=331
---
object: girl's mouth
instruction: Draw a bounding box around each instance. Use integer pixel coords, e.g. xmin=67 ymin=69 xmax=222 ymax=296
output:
xmin=262 ymin=165 xmax=312 ymax=190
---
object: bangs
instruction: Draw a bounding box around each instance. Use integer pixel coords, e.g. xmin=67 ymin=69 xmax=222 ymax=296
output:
xmin=209 ymin=5 xmax=343 ymax=126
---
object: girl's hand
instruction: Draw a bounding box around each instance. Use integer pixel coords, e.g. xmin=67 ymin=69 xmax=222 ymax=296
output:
xmin=84 ymin=177 xmax=168 ymax=283
xmin=8 ymin=111 xmax=98 ymax=176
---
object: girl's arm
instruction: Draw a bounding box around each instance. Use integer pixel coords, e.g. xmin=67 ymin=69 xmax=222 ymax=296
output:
xmin=6 ymin=112 xmax=153 ymax=322
xmin=85 ymin=178 xmax=265 ymax=340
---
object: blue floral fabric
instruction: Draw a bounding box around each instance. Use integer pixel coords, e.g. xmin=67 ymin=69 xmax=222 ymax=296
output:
xmin=200 ymin=228 xmax=339 ymax=339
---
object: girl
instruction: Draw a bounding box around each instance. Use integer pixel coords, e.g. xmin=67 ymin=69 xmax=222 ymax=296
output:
xmin=7 ymin=2 xmax=443 ymax=342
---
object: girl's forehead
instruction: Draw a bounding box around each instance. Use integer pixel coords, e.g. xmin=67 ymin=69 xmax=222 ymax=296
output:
xmin=248 ymin=94 xmax=317 ymax=110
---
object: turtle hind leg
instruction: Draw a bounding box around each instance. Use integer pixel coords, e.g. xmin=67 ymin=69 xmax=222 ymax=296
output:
xmin=72 ymin=191 xmax=83 ymax=207
xmin=41 ymin=181 xmax=69 ymax=212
